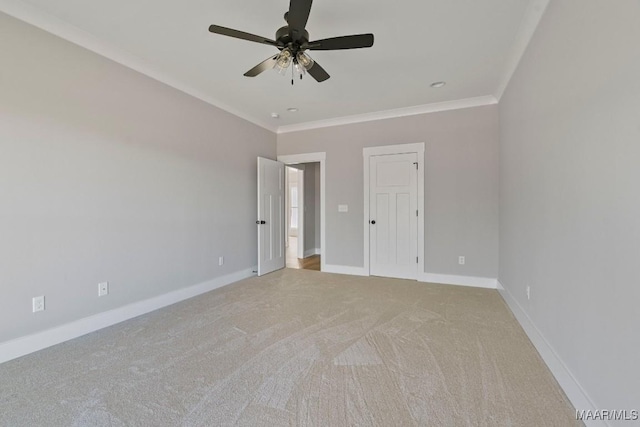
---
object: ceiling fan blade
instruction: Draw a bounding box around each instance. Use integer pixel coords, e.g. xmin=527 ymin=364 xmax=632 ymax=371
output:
xmin=209 ymin=25 xmax=278 ymax=47
xmin=244 ymin=55 xmax=279 ymax=77
xmin=306 ymin=34 xmax=374 ymax=50
xmin=306 ymin=61 xmax=330 ymax=82
xmin=287 ymin=0 xmax=313 ymax=41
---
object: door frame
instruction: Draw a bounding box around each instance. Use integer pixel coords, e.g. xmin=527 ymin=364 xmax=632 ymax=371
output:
xmin=277 ymin=152 xmax=326 ymax=272
xmin=295 ymin=167 xmax=304 ymax=259
xmin=363 ymin=143 xmax=425 ymax=278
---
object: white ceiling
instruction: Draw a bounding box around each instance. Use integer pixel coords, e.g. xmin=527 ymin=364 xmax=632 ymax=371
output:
xmin=2 ymin=0 xmax=545 ymax=131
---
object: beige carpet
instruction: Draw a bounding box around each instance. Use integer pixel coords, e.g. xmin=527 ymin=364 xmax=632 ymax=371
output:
xmin=0 ymin=269 xmax=578 ymax=426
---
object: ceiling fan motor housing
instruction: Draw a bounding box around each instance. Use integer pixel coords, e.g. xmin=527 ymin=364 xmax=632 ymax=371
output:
xmin=276 ymin=26 xmax=309 ymax=51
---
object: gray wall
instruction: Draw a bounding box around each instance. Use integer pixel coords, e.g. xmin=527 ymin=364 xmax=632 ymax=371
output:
xmin=0 ymin=13 xmax=276 ymax=343
xmin=278 ymin=105 xmax=499 ymax=277
xmin=499 ymin=0 xmax=640 ymax=414
xmin=303 ymin=162 xmax=321 ymax=253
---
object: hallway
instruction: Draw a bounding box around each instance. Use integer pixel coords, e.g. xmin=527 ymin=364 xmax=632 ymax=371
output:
xmin=286 ymin=237 xmax=320 ymax=271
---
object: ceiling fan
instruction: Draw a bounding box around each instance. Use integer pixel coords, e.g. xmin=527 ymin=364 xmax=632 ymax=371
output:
xmin=208 ymin=0 xmax=374 ymax=83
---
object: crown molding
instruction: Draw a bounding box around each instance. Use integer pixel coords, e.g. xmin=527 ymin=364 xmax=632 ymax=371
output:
xmin=495 ymin=0 xmax=550 ymax=100
xmin=0 ymin=0 xmax=278 ymax=133
xmin=277 ymin=95 xmax=498 ymax=134
xmin=2 ymin=0 xmax=546 ymax=135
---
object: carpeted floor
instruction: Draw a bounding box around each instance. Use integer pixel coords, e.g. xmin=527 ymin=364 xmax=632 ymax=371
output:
xmin=0 ymin=269 xmax=578 ymax=426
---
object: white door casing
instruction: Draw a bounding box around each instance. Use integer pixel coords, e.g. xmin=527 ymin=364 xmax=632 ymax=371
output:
xmin=257 ymin=157 xmax=285 ymax=276
xmin=297 ymin=167 xmax=304 ymax=259
xmin=369 ymin=153 xmax=418 ymax=279
xmin=278 ymin=152 xmax=326 ymax=272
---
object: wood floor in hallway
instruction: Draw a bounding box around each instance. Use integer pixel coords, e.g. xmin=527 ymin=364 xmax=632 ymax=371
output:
xmin=286 ymin=236 xmax=320 ymax=271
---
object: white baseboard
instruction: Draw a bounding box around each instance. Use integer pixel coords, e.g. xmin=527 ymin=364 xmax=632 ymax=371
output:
xmin=0 ymin=267 xmax=257 ymax=365
xmin=321 ymin=267 xmax=497 ymax=290
xmin=303 ymin=248 xmax=320 ymax=258
xmin=497 ymin=281 xmax=606 ymax=427
xmin=420 ymin=273 xmax=497 ymax=289
xmin=322 ymin=264 xmax=368 ymax=276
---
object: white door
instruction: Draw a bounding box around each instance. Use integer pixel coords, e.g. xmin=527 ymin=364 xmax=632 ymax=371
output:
xmin=369 ymin=153 xmax=418 ymax=279
xmin=257 ymin=157 xmax=285 ymax=276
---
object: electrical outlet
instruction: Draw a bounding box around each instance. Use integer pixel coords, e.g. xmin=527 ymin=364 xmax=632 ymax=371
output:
xmin=526 ymin=286 xmax=531 ymax=300
xmin=218 ymin=256 xmax=224 ymax=266
xmin=98 ymin=282 xmax=109 ymax=297
xmin=458 ymin=256 xmax=465 ymax=265
xmin=32 ymin=296 xmax=45 ymax=313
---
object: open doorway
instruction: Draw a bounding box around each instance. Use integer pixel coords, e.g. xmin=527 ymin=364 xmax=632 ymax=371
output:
xmin=285 ymin=162 xmax=321 ymax=271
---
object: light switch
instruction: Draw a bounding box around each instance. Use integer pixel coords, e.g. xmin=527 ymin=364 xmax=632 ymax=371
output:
xmin=338 ymin=205 xmax=348 ymax=213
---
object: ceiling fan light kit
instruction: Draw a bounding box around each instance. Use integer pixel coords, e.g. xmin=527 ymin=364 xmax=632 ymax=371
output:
xmin=274 ymin=48 xmax=293 ymax=74
xmin=208 ymin=0 xmax=374 ymax=84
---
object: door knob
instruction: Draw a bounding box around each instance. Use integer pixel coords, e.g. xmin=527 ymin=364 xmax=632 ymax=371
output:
xmin=256 ymin=220 xmax=266 ymax=224
xmin=370 ymin=220 xmax=376 ymax=225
